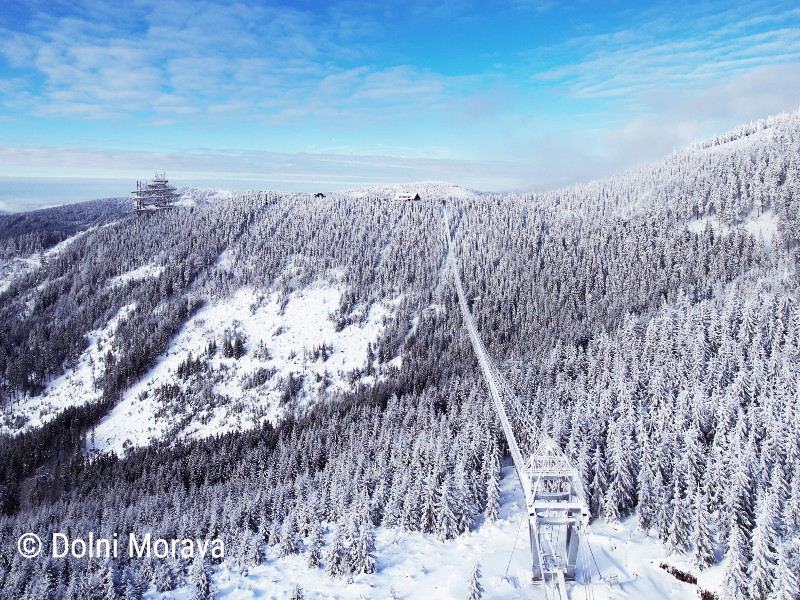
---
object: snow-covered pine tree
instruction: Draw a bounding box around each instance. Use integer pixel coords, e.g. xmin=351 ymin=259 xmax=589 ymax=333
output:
xmin=419 ymin=473 xmax=438 ymax=534
xmin=788 ymin=467 xmax=800 ymax=536
xmin=289 ymin=583 xmax=305 ymax=600
xmin=121 ymin=565 xmax=147 ymax=600
xmin=190 ymin=555 xmax=216 ymax=600
xmin=605 ymin=406 xmax=637 ymax=519
xmin=153 ymin=559 xmax=177 ymax=593
xmin=466 ymin=561 xmax=483 ymax=600
xmin=653 ymin=469 xmax=671 ymax=544
xmin=726 ymin=430 xmax=755 ymax=547
xmin=691 ymin=491 xmax=715 ymax=570
xmin=324 ymin=527 xmax=349 ymax=578
xmin=636 ymin=455 xmax=656 ymax=532
xmin=436 ymin=472 xmax=460 ymax=540
xmin=748 ymin=487 xmax=782 ymax=600
xmin=454 ymin=462 xmax=475 ymax=534
xmin=589 ymin=444 xmax=607 ymax=519
xmin=667 ymin=477 xmax=691 ymax=554
xmin=682 ymin=420 xmax=705 ymax=494
xmin=307 ymin=523 xmax=324 ymax=569
xmin=100 ymin=560 xmax=117 ymax=600
xmin=279 ymin=510 xmax=302 ymax=557
xmin=723 ymin=515 xmax=751 ymax=600
xmin=485 ymin=456 xmax=500 ymax=522
xmin=349 ymin=509 xmax=377 ymax=575
xmin=773 ymin=540 xmax=799 ymax=600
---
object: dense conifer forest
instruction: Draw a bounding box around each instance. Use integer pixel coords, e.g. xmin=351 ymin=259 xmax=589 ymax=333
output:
xmin=0 ymin=112 xmax=799 ymax=599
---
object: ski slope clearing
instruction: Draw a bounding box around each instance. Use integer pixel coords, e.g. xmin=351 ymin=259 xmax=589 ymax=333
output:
xmin=92 ymin=282 xmax=396 ymax=455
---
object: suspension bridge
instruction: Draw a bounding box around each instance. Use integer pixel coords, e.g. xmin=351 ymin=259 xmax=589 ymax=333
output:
xmin=442 ymin=207 xmax=592 ymax=599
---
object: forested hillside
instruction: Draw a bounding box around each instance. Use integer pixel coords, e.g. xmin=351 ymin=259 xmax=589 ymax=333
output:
xmin=0 ymin=111 xmax=799 ymax=599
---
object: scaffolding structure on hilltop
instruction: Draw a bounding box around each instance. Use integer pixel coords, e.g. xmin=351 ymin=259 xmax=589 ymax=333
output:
xmin=132 ymin=173 xmax=179 ymax=212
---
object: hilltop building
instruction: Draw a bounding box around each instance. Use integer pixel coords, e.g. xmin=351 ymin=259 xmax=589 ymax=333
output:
xmin=132 ymin=173 xmax=179 ymax=212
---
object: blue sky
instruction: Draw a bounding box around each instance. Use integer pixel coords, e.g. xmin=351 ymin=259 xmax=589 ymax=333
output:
xmin=1 ymin=0 xmax=800 ymax=210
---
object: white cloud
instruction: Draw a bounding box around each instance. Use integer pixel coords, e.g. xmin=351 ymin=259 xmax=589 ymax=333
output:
xmin=0 ymin=143 xmax=528 ymax=201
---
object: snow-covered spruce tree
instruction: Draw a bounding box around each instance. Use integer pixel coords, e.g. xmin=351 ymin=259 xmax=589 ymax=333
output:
xmin=773 ymin=540 xmax=800 ymax=600
xmin=350 ymin=518 xmax=377 ymax=575
xmin=454 ymin=462 xmax=475 ymax=534
xmin=236 ymin=528 xmax=265 ymax=569
xmin=589 ymin=444 xmax=607 ymax=519
xmin=636 ymin=461 xmax=656 ymax=532
xmin=726 ymin=423 xmax=756 ymax=547
xmin=120 ymin=565 xmax=147 ymax=600
xmin=604 ymin=409 xmax=637 ymax=521
xmin=466 ymin=561 xmax=483 ymax=600
xmin=419 ymin=473 xmax=438 ymax=534
xmin=653 ymin=469 xmax=671 ymax=544
xmin=682 ymin=420 xmax=705 ymax=495
xmin=788 ymin=469 xmax=800 ymax=538
xmin=723 ymin=517 xmax=751 ymax=600
xmin=484 ymin=457 xmax=500 ymax=523
xmin=748 ymin=488 xmax=782 ymax=600
xmin=667 ymin=477 xmax=691 ymax=555
xmin=152 ymin=559 xmax=178 ymax=593
xmin=307 ymin=523 xmax=324 ymax=569
xmin=289 ymin=582 xmax=305 ymax=600
xmin=691 ymin=491 xmax=715 ymax=570
xmin=436 ymin=472 xmax=460 ymax=540
xmin=190 ymin=555 xmax=216 ymax=600
xmin=100 ymin=560 xmax=117 ymax=600
xmin=279 ymin=510 xmax=302 ymax=557
xmin=324 ymin=527 xmax=349 ymax=578
xmin=22 ymin=562 xmax=53 ymax=600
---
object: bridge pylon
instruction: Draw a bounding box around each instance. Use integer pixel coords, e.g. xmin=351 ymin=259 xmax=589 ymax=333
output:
xmin=525 ymin=438 xmax=590 ymax=584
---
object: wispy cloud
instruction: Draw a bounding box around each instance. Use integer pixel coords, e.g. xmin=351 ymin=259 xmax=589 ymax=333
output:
xmin=529 ymin=3 xmax=800 ymax=102
xmin=1 ymin=0 xmax=799 ymax=196
xmin=0 ymin=0 xmax=485 ymax=126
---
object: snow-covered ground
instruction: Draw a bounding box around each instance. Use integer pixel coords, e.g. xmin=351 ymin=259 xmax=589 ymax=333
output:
xmin=0 ymin=303 xmax=135 ymax=433
xmin=176 ymin=188 xmax=236 ymax=207
xmin=145 ymin=465 xmax=723 ymax=600
xmin=687 ymin=207 xmax=778 ymax=254
xmin=0 ymin=227 xmax=94 ymax=294
xmin=108 ymin=263 xmax=166 ymax=286
xmin=92 ymin=282 xmax=396 ymax=455
xmin=335 ymin=181 xmax=482 ymax=200
xmin=0 ymin=253 xmax=40 ymax=295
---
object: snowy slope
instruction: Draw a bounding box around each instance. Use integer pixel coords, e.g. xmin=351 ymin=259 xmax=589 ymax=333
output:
xmin=91 ymin=282 xmax=397 ymax=455
xmin=0 ymin=253 xmax=40 ymax=295
xmin=0 ymin=227 xmax=95 ymax=295
xmin=0 ymin=303 xmax=135 ymax=433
